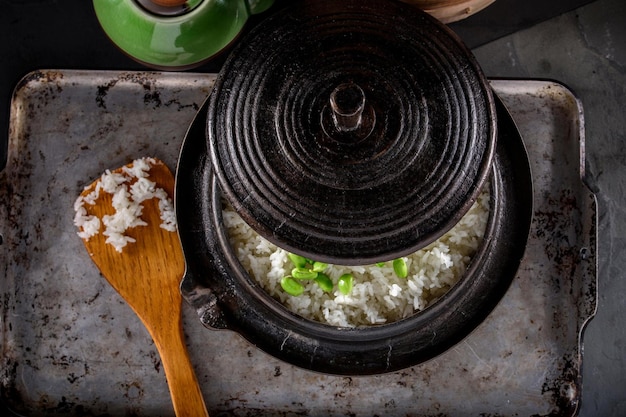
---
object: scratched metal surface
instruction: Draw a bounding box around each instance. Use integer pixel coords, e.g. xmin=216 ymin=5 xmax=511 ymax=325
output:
xmin=0 ymin=71 xmax=596 ymax=416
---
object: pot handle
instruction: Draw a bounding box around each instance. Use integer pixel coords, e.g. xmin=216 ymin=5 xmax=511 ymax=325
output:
xmin=180 ymin=269 xmax=228 ymax=329
xmin=245 ymin=0 xmax=275 ymax=14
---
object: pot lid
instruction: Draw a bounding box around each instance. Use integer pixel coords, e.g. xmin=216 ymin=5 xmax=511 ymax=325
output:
xmin=207 ymin=0 xmax=497 ymax=265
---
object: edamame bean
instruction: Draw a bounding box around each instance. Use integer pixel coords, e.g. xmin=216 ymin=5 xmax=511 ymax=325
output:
xmin=393 ymin=258 xmax=408 ymax=278
xmin=314 ymin=273 xmax=333 ymax=292
xmin=338 ymin=273 xmax=354 ymax=295
xmin=280 ymin=276 xmax=304 ymax=296
xmin=292 ymin=268 xmax=318 ymax=280
xmin=288 ymin=253 xmax=308 ymax=268
xmin=312 ymin=261 xmax=328 ymax=272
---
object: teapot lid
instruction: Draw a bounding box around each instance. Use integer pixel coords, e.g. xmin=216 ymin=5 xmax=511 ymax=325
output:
xmin=208 ymin=0 xmax=497 ymax=265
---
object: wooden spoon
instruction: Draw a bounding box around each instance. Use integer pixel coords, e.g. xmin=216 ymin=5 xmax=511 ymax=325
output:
xmin=76 ymin=158 xmax=209 ymax=417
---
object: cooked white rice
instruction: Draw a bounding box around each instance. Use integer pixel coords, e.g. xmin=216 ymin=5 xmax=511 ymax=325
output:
xmin=73 ymin=157 xmax=176 ymax=252
xmin=224 ymin=186 xmax=490 ymax=327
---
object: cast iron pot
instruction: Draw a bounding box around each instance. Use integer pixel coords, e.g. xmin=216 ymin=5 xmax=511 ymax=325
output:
xmin=175 ymin=0 xmax=533 ymax=375
xmin=176 ymin=95 xmax=532 ymax=375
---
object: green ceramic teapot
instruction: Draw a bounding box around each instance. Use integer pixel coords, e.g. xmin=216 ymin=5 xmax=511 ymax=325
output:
xmin=93 ymin=0 xmax=275 ymax=70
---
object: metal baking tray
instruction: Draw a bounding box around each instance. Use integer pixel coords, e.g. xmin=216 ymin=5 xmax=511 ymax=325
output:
xmin=0 ymin=70 xmax=597 ymax=416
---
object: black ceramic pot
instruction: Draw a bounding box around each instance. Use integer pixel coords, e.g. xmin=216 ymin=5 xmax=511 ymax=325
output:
xmin=175 ymin=0 xmax=533 ymax=375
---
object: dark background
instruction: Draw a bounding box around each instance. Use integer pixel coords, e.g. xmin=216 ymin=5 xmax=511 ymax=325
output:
xmin=2 ymin=0 xmax=625 ymax=416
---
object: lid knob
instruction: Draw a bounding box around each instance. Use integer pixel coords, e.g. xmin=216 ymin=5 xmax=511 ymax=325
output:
xmin=135 ymin=0 xmax=202 ymax=16
xmin=151 ymin=0 xmax=186 ymax=6
xmin=322 ymin=82 xmax=376 ymax=145
xmin=330 ymin=83 xmax=365 ymax=132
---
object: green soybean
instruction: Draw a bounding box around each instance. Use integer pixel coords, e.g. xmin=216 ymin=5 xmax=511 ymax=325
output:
xmin=312 ymin=261 xmax=328 ymax=272
xmin=280 ymin=276 xmax=304 ymax=296
xmin=338 ymin=273 xmax=354 ymax=295
xmin=393 ymin=258 xmax=408 ymax=278
xmin=292 ymin=268 xmax=318 ymax=280
xmin=314 ymin=273 xmax=333 ymax=292
xmin=288 ymin=253 xmax=308 ymax=268
xmin=375 ymin=262 xmax=386 ymax=267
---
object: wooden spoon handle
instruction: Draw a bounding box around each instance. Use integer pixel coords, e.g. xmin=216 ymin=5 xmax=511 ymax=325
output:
xmin=152 ymin=320 xmax=209 ymax=416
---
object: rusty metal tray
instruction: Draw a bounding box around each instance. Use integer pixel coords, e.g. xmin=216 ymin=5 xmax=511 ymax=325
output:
xmin=0 ymin=71 xmax=597 ymax=416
